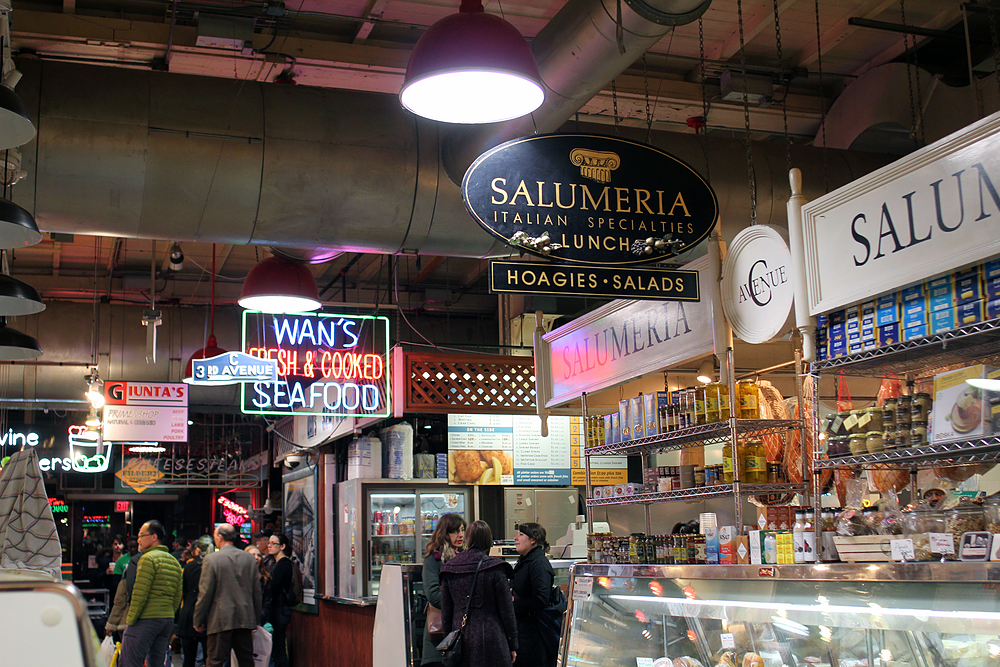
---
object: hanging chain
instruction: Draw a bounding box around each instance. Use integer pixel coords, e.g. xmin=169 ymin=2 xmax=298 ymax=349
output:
xmin=612 ymin=81 xmax=621 ymax=136
xmin=737 ymin=0 xmax=757 ymax=224
xmin=773 ymin=0 xmax=791 ymax=173
xmin=615 ymin=0 xmax=626 ymax=55
xmin=899 ymin=0 xmax=925 ymax=145
xmin=699 ymin=17 xmax=711 ymax=183
xmin=643 ymin=55 xmax=653 ymax=139
xmin=989 ymin=1 xmax=1000 ymax=101
xmin=814 ymin=0 xmax=829 ymax=193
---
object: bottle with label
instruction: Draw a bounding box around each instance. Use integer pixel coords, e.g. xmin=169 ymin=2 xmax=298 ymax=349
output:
xmin=802 ymin=508 xmax=817 ymax=563
xmin=722 ymin=441 xmax=734 ymax=484
xmin=742 ymin=440 xmax=766 ymax=483
xmin=737 ymin=378 xmax=760 ymax=419
xmin=763 ymin=532 xmax=778 ymax=564
xmin=792 ymin=509 xmax=806 ymax=563
xmin=694 ymin=386 xmax=707 ymax=425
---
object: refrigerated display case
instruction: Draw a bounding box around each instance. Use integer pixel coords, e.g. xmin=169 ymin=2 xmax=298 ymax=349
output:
xmin=335 ymin=479 xmax=473 ymax=600
xmin=561 ymin=563 xmax=1000 ymax=667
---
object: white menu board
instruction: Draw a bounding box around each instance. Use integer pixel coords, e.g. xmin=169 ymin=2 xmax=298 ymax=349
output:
xmin=447 ymin=414 xmax=625 ymax=486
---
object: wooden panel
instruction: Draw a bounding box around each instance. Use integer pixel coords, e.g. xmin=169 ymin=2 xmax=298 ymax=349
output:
xmin=403 ymin=351 xmax=537 ymax=414
xmin=290 ymin=602 xmax=376 ymax=667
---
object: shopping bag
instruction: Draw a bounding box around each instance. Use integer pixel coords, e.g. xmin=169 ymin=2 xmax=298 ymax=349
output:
xmin=231 ymin=626 xmax=272 ymax=667
xmin=99 ymin=635 xmax=116 ymax=667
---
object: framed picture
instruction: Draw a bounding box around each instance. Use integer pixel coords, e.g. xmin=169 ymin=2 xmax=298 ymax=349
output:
xmin=283 ymin=463 xmax=319 ymax=613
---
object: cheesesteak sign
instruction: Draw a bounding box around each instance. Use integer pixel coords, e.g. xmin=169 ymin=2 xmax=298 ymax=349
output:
xmin=801 ymin=109 xmax=1000 ymax=314
xmin=463 ymin=134 xmax=719 ymax=266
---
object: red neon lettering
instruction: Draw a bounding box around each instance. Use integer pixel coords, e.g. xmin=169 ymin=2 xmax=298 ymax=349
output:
xmin=303 ymin=350 xmax=316 ymax=378
xmin=249 ymin=347 xmax=383 ymax=381
xmin=320 ymin=351 xmax=332 ymax=378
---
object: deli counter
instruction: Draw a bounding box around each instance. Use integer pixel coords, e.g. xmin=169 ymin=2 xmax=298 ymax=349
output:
xmin=560 ymin=563 xmax=1000 ymax=667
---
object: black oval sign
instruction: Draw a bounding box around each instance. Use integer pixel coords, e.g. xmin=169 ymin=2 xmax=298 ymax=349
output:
xmin=462 ymin=134 xmax=718 ymax=266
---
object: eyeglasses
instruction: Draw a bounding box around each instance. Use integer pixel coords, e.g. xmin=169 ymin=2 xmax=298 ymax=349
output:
xmin=137 ymin=533 xmax=152 ymax=539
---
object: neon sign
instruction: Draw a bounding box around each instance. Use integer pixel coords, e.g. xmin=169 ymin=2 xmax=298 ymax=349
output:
xmin=241 ymin=312 xmax=391 ymax=417
xmin=218 ymin=496 xmax=248 ymax=526
xmin=67 ymin=425 xmax=113 ymax=473
xmin=81 ymin=514 xmax=110 ymax=526
xmin=48 ymin=498 xmax=68 ymax=513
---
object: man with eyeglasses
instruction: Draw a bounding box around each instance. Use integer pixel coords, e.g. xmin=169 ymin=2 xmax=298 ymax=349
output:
xmin=120 ymin=519 xmax=183 ymax=667
xmin=193 ymin=523 xmax=263 ymax=667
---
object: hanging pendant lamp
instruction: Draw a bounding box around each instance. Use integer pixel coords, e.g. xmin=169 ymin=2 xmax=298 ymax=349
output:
xmin=184 ymin=244 xmax=230 ymax=382
xmin=399 ymin=0 xmax=544 ymax=124
xmin=0 ymin=197 xmax=42 ymax=249
xmin=239 ymin=255 xmax=321 ymax=314
xmin=0 ymin=83 xmax=35 ymax=151
xmin=0 ymin=315 xmax=41 ymax=359
xmin=0 ymin=272 xmax=44 ymax=315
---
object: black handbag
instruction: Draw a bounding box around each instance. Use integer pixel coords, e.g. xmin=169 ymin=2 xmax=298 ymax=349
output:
xmin=436 ymin=555 xmax=485 ymax=667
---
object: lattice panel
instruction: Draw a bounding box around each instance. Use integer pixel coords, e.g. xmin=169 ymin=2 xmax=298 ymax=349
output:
xmin=403 ymin=352 xmax=537 ymax=414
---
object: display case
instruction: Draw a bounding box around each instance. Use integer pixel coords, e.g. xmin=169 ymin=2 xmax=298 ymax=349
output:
xmin=335 ymin=479 xmax=473 ymax=600
xmin=560 ymin=563 xmax=1000 ymax=667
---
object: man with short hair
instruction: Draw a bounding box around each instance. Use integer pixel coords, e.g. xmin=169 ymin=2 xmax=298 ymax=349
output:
xmin=253 ymin=529 xmax=275 ymax=575
xmin=194 ymin=523 xmax=263 ymax=667
xmin=120 ymin=520 xmax=183 ymax=667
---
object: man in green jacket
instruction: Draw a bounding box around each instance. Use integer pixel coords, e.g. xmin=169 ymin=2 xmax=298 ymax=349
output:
xmin=120 ymin=519 xmax=183 ymax=667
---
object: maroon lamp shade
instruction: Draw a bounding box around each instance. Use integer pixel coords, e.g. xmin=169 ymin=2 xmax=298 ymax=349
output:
xmin=399 ymin=0 xmax=543 ymax=124
xmin=183 ymin=334 xmax=229 ymax=381
xmin=239 ymin=256 xmax=322 ymax=314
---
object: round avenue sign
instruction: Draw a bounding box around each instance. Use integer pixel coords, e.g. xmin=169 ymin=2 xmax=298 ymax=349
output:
xmin=462 ymin=134 xmax=718 ymax=266
xmin=720 ymin=225 xmax=795 ymax=344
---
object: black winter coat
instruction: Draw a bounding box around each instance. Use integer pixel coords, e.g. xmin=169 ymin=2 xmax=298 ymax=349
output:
xmin=175 ymin=556 xmax=205 ymax=638
xmin=264 ymin=557 xmax=293 ymax=627
xmin=440 ymin=549 xmax=518 ymax=667
xmin=511 ymin=546 xmax=556 ymax=667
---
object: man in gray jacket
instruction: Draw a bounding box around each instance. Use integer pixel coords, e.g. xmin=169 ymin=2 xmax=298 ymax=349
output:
xmin=193 ymin=523 xmax=263 ymax=667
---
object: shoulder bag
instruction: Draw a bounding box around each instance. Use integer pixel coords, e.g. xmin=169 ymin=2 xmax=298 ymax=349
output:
xmin=436 ymin=555 xmax=485 ymax=667
xmin=425 ymin=602 xmax=445 ymax=643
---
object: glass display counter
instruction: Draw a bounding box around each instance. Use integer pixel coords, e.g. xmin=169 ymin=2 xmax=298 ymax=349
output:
xmin=561 ymin=563 xmax=1000 ymax=667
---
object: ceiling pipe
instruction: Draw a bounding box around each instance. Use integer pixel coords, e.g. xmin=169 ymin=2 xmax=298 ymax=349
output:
xmin=442 ymin=0 xmax=712 ymax=184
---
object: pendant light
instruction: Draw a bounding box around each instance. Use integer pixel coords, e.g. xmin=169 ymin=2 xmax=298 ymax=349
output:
xmin=0 ymin=9 xmax=35 ymax=152
xmin=695 ymin=358 xmax=714 ymax=384
xmin=0 ymin=272 xmax=44 ymax=315
xmin=239 ymin=255 xmax=321 ymax=314
xmin=399 ymin=0 xmax=544 ymax=124
xmin=0 ymin=315 xmax=40 ymax=359
xmin=184 ymin=244 xmax=230 ymax=382
xmin=0 ymin=196 xmax=41 ymax=249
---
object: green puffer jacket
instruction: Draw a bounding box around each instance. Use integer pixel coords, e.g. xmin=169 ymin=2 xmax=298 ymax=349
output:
xmin=126 ymin=545 xmax=183 ymax=625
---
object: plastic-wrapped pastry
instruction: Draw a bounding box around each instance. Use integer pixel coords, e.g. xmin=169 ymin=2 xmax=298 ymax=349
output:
xmin=715 ymin=651 xmax=737 ymax=667
xmin=742 ymin=653 xmax=764 ymax=667
xmin=674 ymin=657 xmax=706 ymax=667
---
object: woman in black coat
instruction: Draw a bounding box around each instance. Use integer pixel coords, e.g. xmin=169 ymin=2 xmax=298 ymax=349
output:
xmin=421 ymin=512 xmax=466 ymax=666
xmin=264 ymin=532 xmax=294 ymax=667
xmin=176 ymin=535 xmax=213 ymax=667
xmin=440 ymin=520 xmax=517 ymax=667
xmin=512 ymin=523 xmax=557 ymax=667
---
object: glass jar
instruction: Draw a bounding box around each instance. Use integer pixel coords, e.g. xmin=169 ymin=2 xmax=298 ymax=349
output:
xmin=863 ymin=406 xmax=883 ymax=432
xmin=912 ymin=392 xmax=932 ymax=422
xmin=722 ymin=441 xmax=734 ymax=484
xmin=910 ymin=420 xmax=928 ymax=447
xmin=718 ymin=382 xmax=731 ymax=421
xmin=737 ymin=378 xmax=760 ymax=419
xmin=865 ymin=430 xmax=884 ymax=453
xmin=828 ymin=436 xmax=847 ymax=458
xmin=882 ymin=428 xmax=896 ymax=450
xmin=946 ymin=505 xmax=985 ymax=555
xmin=848 ymin=433 xmax=867 ymax=456
xmin=845 ymin=409 xmax=863 ymax=434
xmin=986 ymin=496 xmax=1000 ymax=534
xmin=896 ymin=395 xmax=912 ymax=426
xmin=895 ymin=425 xmax=912 ymax=449
xmin=904 ymin=508 xmax=946 ymax=534
xmin=883 ymin=403 xmax=896 ymax=430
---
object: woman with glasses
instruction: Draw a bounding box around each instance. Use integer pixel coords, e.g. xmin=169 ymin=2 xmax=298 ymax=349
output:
xmin=421 ymin=513 xmax=466 ymax=667
xmin=264 ymin=533 xmax=293 ymax=667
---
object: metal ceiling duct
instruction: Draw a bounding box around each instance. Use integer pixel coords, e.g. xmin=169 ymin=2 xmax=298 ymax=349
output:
xmin=7 ymin=0 xmax=889 ymax=259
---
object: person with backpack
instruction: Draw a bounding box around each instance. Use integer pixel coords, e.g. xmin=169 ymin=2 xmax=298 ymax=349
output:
xmin=264 ymin=532 xmax=295 ymax=667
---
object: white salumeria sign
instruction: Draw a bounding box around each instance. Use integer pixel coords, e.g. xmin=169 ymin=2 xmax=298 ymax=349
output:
xmin=721 ymin=225 xmax=794 ymax=344
xmin=542 ymin=256 xmax=713 ymax=407
xmin=801 ymin=109 xmax=1000 ymax=315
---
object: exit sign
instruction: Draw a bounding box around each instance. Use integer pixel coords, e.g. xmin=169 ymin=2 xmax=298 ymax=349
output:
xmin=115 ymin=500 xmax=131 ymax=512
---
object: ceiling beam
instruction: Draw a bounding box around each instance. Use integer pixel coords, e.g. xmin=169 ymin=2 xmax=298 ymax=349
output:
xmin=353 ymin=0 xmax=391 ymax=43
xmin=796 ymin=0 xmax=899 ymax=68
xmin=849 ymin=4 xmax=963 ymax=79
xmin=412 ymin=256 xmax=444 ymax=284
xmin=707 ymin=0 xmax=799 ymax=63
